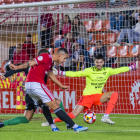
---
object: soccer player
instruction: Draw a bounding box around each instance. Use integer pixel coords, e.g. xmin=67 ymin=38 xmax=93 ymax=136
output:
xmin=8 ymin=48 xmax=88 ymax=132
xmin=47 ymin=54 xmax=138 ymax=125
xmin=0 ymin=50 xmax=60 ymax=131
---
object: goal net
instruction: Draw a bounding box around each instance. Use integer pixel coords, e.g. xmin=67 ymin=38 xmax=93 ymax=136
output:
xmin=0 ymin=0 xmax=140 ymax=114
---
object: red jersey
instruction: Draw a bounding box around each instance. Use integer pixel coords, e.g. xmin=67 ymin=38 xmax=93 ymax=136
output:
xmin=13 ymin=50 xmax=29 ymax=64
xmin=26 ymin=53 xmax=53 ymax=84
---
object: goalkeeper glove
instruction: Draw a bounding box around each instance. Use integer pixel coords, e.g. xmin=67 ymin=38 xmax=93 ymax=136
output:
xmin=52 ymin=68 xmax=65 ymax=75
xmin=129 ymin=61 xmax=139 ymax=71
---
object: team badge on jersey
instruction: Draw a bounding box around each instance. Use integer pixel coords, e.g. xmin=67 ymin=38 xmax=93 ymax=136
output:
xmin=38 ymin=56 xmax=43 ymax=61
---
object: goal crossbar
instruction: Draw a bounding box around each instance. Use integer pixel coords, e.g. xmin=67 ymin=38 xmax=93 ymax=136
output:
xmin=0 ymin=0 xmax=108 ymax=10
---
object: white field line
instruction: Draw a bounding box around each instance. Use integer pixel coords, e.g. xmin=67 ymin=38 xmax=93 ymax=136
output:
xmin=1 ymin=129 xmax=140 ymax=133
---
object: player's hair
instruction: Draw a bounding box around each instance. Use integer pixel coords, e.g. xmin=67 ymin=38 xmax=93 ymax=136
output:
xmin=56 ymin=48 xmax=68 ymax=54
xmin=95 ymin=54 xmax=104 ymax=60
xmin=37 ymin=48 xmax=50 ymax=56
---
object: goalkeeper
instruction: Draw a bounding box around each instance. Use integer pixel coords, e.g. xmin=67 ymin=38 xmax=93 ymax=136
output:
xmin=50 ymin=54 xmax=138 ymax=125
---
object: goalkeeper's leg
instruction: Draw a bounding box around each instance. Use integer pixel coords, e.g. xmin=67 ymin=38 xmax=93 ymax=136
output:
xmin=100 ymin=91 xmax=118 ymax=124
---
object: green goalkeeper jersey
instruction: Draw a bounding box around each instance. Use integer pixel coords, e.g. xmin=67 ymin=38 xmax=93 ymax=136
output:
xmin=66 ymin=66 xmax=129 ymax=95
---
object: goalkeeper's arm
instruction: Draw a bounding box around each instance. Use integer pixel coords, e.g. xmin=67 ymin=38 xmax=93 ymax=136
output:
xmin=110 ymin=61 xmax=139 ymax=75
xmin=53 ymin=68 xmax=89 ymax=77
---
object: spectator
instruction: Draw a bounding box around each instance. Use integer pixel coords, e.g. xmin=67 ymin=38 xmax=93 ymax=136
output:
xmin=132 ymin=9 xmax=140 ymax=20
xmin=71 ymin=42 xmax=89 ymax=67
xmin=121 ymin=2 xmax=134 ymax=27
xmin=127 ymin=54 xmax=140 ymax=67
xmin=109 ymin=0 xmax=124 ymax=32
xmin=40 ymin=12 xmax=54 ymax=48
xmin=111 ymin=13 xmax=140 ymax=46
xmin=22 ymin=34 xmax=35 ymax=59
xmin=13 ymin=44 xmax=29 ymax=65
xmin=72 ymin=16 xmax=89 ymax=46
xmin=72 ymin=51 xmax=87 ymax=71
xmin=60 ymin=15 xmax=71 ymax=36
xmin=61 ymin=32 xmax=74 ymax=56
xmin=55 ymin=15 xmax=71 ymax=48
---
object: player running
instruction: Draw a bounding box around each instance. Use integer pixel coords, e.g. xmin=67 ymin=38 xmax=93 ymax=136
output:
xmin=9 ymin=48 xmax=88 ymax=132
xmin=45 ymin=54 xmax=138 ymax=126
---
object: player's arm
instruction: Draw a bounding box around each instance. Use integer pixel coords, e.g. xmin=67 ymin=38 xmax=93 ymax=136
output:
xmin=2 ymin=69 xmax=25 ymax=80
xmin=53 ymin=68 xmax=90 ymax=77
xmin=47 ymin=71 xmax=68 ymax=90
xmin=110 ymin=61 xmax=138 ymax=75
xmin=10 ymin=60 xmax=36 ymax=70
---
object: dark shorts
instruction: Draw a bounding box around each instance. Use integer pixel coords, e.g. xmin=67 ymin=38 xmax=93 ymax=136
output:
xmin=25 ymin=94 xmax=37 ymax=112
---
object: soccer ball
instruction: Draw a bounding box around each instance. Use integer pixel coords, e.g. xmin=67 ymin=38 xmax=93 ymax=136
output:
xmin=83 ymin=111 xmax=96 ymax=124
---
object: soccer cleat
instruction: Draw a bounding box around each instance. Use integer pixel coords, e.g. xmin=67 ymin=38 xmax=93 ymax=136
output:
xmin=101 ymin=117 xmax=115 ymax=125
xmin=0 ymin=122 xmax=4 ymax=128
xmin=73 ymin=126 xmax=88 ymax=132
xmin=111 ymin=42 xmax=120 ymax=47
xmin=41 ymin=121 xmax=49 ymax=126
xmin=67 ymin=124 xmax=73 ymax=130
xmin=52 ymin=127 xmax=60 ymax=132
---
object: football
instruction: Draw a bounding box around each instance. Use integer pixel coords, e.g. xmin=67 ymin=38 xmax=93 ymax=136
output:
xmin=83 ymin=111 xmax=96 ymax=124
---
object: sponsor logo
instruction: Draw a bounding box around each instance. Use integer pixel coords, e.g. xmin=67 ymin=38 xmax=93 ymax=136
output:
xmin=130 ymin=80 xmax=140 ymax=109
xmin=38 ymin=56 xmax=43 ymax=61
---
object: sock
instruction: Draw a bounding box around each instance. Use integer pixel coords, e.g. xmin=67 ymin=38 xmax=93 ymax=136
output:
xmin=54 ymin=112 xmax=75 ymax=123
xmin=105 ymin=92 xmax=118 ymax=114
xmin=42 ymin=105 xmax=53 ymax=125
xmin=103 ymin=114 xmax=109 ymax=118
xmin=72 ymin=124 xmax=78 ymax=129
xmin=54 ymin=108 xmax=75 ymax=127
xmin=50 ymin=124 xmax=57 ymax=129
xmin=59 ymin=101 xmax=66 ymax=112
xmin=3 ymin=116 xmax=29 ymax=126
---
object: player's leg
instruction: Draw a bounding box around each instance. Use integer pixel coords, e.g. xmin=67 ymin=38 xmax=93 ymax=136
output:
xmin=46 ymin=99 xmax=88 ymax=131
xmin=41 ymin=104 xmax=60 ymax=131
xmin=100 ymin=91 xmax=118 ymax=124
xmin=53 ymin=104 xmax=84 ymax=123
xmin=52 ymin=95 xmax=91 ymax=128
xmin=41 ymin=98 xmax=67 ymax=127
xmin=0 ymin=109 xmax=33 ymax=128
xmin=0 ymin=94 xmax=35 ymax=128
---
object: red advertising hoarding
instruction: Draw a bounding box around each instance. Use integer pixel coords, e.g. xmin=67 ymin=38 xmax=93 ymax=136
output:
xmin=0 ymin=69 xmax=140 ymax=114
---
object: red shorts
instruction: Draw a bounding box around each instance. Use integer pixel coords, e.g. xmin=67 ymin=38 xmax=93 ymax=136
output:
xmin=77 ymin=94 xmax=103 ymax=111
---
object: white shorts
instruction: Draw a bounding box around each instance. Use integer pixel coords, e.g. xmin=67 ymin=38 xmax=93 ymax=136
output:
xmin=25 ymin=82 xmax=55 ymax=103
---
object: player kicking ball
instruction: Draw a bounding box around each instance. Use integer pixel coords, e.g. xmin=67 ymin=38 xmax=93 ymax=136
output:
xmin=8 ymin=48 xmax=88 ymax=132
xmin=44 ymin=54 xmax=138 ymax=127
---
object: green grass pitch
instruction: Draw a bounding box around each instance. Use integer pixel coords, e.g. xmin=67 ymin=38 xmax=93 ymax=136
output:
xmin=0 ymin=114 xmax=140 ymax=140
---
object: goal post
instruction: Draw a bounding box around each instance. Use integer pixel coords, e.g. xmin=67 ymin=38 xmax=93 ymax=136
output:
xmin=0 ymin=0 xmax=140 ymax=114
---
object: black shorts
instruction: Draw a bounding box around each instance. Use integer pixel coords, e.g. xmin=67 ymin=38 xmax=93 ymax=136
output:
xmin=25 ymin=94 xmax=37 ymax=112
